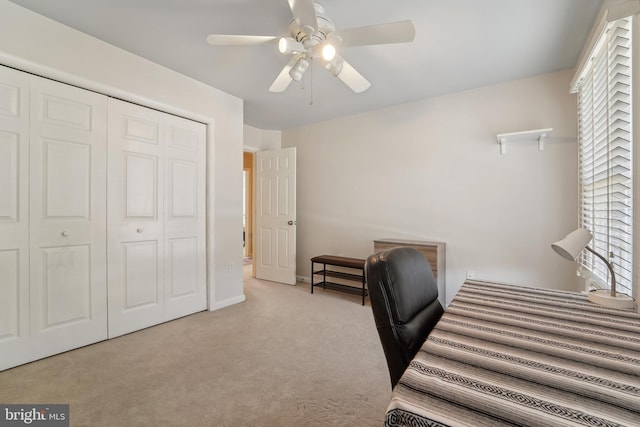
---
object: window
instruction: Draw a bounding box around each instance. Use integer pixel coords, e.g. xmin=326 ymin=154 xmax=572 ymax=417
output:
xmin=576 ymin=17 xmax=633 ymax=296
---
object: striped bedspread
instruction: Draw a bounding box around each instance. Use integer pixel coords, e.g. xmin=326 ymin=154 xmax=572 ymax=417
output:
xmin=385 ymin=280 xmax=640 ymax=427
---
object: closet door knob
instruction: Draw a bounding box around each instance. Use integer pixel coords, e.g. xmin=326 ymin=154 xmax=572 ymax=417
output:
xmin=61 ymin=230 xmax=69 ymax=237
xmin=136 ymin=228 xmax=143 ymax=233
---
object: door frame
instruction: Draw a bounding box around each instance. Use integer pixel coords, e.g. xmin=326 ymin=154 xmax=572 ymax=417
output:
xmin=243 ymin=151 xmax=254 ymax=263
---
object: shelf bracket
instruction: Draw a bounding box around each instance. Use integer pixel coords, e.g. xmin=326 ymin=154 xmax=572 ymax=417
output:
xmin=499 ymin=137 xmax=507 ymax=155
xmin=538 ymin=133 xmax=547 ymax=151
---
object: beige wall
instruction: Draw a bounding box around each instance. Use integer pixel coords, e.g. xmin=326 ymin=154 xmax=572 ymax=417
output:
xmin=0 ymin=0 xmax=246 ymax=309
xmin=283 ymin=69 xmax=580 ymax=304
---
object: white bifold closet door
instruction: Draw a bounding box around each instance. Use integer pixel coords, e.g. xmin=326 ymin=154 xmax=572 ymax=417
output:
xmin=29 ymin=75 xmax=109 ymax=360
xmin=0 ymin=66 xmax=108 ymax=370
xmin=107 ymin=99 xmax=206 ymax=338
xmin=0 ymin=66 xmax=31 ymax=370
xmin=0 ymin=65 xmax=207 ymax=370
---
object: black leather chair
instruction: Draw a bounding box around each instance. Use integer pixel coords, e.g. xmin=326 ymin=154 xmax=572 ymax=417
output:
xmin=365 ymin=247 xmax=444 ymax=388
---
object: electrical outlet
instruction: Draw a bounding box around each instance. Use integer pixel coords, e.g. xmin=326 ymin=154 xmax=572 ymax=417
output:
xmin=466 ymin=270 xmax=475 ymax=279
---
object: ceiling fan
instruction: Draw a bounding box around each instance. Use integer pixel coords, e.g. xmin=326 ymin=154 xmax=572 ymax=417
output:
xmin=206 ymin=0 xmax=415 ymax=93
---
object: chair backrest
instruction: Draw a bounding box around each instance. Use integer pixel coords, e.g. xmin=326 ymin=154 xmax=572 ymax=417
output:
xmin=365 ymin=246 xmax=444 ymax=388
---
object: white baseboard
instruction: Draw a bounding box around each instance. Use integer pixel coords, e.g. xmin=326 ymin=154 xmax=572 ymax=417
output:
xmin=208 ymin=294 xmax=246 ymax=311
xmin=296 ymin=275 xmax=311 ymax=284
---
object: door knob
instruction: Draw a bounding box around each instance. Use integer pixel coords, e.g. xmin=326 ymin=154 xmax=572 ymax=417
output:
xmin=287 ymin=220 xmax=296 ymax=225
xmin=61 ymin=230 xmax=69 ymax=237
xmin=136 ymin=228 xmax=143 ymax=233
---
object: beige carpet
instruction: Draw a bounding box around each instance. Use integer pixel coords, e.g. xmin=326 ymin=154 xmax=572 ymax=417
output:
xmin=0 ymin=266 xmax=391 ymax=426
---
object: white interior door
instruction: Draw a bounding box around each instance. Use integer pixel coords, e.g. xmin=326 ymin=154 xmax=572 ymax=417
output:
xmin=29 ymin=75 xmax=108 ymax=360
xmin=107 ymin=99 xmax=165 ymax=337
xmin=0 ymin=66 xmax=31 ymax=370
xmin=107 ymin=99 xmax=206 ymax=337
xmin=255 ymin=147 xmax=297 ymax=285
xmin=163 ymin=112 xmax=206 ymax=320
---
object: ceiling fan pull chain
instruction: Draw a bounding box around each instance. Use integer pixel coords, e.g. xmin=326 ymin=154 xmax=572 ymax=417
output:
xmin=309 ymin=63 xmax=314 ymax=106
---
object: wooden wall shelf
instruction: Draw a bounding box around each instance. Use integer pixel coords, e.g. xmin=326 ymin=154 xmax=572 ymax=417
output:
xmin=496 ymin=128 xmax=553 ymax=154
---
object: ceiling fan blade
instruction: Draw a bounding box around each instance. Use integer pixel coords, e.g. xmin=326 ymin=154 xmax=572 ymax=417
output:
xmin=288 ymin=0 xmax=318 ymax=35
xmin=333 ymin=20 xmax=415 ymax=47
xmin=206 ymin=34 xmax=277 ymax=46
xmin=335 ymin=59 xmax=371 ymax=93
xmin=268 ymin=55 xmax=300 ymax=93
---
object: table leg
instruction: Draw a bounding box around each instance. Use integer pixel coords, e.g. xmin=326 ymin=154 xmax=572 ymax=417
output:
xmin=323 ymin=264 xmax=326 ymax=289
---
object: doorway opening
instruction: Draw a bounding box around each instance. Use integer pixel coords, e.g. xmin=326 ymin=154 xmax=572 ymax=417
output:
xmin=243 ymin=151 xmax=254 ymax=270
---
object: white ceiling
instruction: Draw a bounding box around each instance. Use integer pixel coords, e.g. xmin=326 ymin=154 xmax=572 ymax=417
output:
xmin=9 ymin=0 xmax=602 ymax=130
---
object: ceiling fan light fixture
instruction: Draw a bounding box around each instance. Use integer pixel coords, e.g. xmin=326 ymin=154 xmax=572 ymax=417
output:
xmin=278 ymin=37 xmax=305 ymax=55
xmin=289 ymin=57 xmax=310 ymax=81
xmin=207 ymin=2 xmax=413 ymax=96
xmin=321 ymin=43 xmax=336 ymax=61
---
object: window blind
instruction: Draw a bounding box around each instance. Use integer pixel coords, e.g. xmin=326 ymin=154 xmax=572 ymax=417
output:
xmin=577 ymin=17 xmax=633 ymax=296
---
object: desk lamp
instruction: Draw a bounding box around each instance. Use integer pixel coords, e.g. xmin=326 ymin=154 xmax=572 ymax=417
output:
xmin=552 ymin=228 xmax=634 ymax=309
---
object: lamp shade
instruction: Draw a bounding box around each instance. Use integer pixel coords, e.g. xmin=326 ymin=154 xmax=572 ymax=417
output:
xmin=551 ymin=228 xmax=634 ymax=309
xmin=551 ymin=228 xmax=593 ymax=260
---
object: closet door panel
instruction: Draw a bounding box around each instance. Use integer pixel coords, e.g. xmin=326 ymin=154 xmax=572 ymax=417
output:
xmin=164 ymin=115 xmax=206 ymax=321
xmin=43 ymin=139 xmax=90 ymax=218
xmin=0 ymin=133 xmax=19 ymax=221
xmin=40 ymin=245 xmax=91 ymax=325
xmin=0 ymin=66 xmax=30 ymax=371
xmin=108 ymin=100 xmax=206 ymax=335
xmin=0 ymin=250 xmax=20 ymax=332
xmin=125 ymin=153 xmax=158 ymax=219
xmin=121 ymin=240 xmax=160 ymax=309
xmin=168 ymin=159 xmax=197 ymax=218
xmin=29 ymin=76 xmax=108 ymax=360
xmin=107 ymin=100 xmax=164 ymax=338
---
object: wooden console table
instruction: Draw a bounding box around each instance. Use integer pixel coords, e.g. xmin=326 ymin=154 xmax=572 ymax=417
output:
xmin=310 ymin=255 xmax=367 ymax=305
xmin=373 ymin=239 xmax=446 ymax=305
